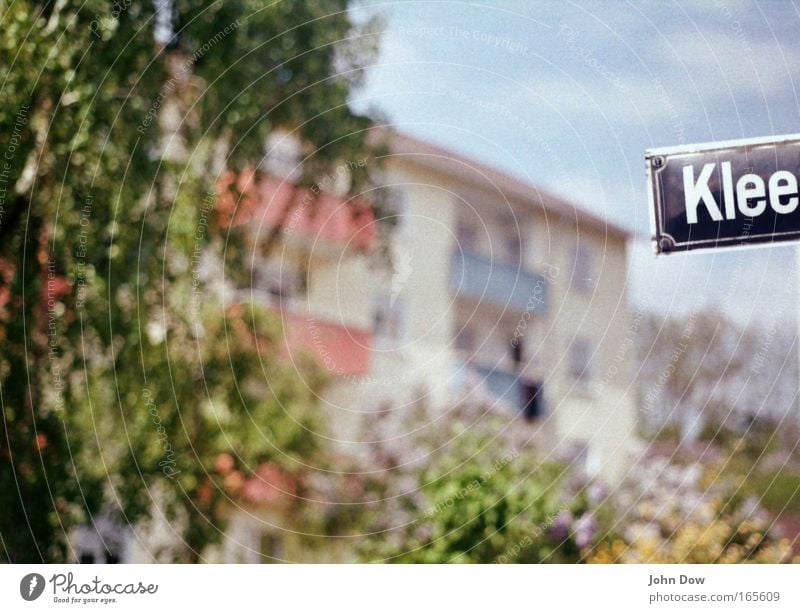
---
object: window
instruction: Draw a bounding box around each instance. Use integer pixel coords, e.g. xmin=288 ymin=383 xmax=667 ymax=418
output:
xmin=254 ymin=260 xmax=303 ymax=307
xmin=569 ymin=339 xmax=593 ymax=383
xmin=522 ymin=382 xmax=543 ymax=420
xmin=455 ymin=326 xmax=475 ymax=353
xmin=572 ymin=243 xmax=594 ymax=291
xmin=496 ymin=213 xmax=523 ymax=264
xmin=373 ymin=293 xmax=407 ymax=342
xmin=506 ymin=234 xmax=522 ymax=264
xmin=510 ymin=336 xmax=524 ymax=364
xmin=456 ymin=219 xmax=478 ymax=251
xmin=384 ymin=186 xmax=409 ymax=234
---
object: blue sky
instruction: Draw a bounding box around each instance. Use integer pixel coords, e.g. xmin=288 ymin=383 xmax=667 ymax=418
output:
xmin=353 ymin=0 xmax=800 ymax=325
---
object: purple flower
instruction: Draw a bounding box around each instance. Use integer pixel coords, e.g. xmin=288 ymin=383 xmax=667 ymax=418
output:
xmin=588 ymin=481 xmax=608 ymax=504
xmin=549 ymin=510 xmax=573 ymax=541
xmin=575 ymin=513 xmax=598 ymax=549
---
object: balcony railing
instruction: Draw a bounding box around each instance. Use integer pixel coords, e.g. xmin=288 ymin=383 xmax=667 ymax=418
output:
xmin=451 ymin=360 xmax=543 ymax=417
xmin=281 ymin=311 xmax=372 ymax=377
xmin=450 ymin=251 xmax=548 ymax=313
xmin=470 ymin=364 xmax=525 ymax=410
xmin=234 ymin=288 xmax=372 ymax=377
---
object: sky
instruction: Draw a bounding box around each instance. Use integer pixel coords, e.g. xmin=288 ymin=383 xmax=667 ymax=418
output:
xmin=352 ymin=0 xmax=800 ymax=326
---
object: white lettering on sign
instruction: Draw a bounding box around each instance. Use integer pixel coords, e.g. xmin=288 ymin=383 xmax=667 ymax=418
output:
xmin=683 ymin=163 xmax=721 ymax=224
xmin=769 ymin=170 xmax=799 ymax=213
xmin=737 ymin=173 xmax=766 ymax=217
xmin=683 ymin=162 xmax=800 ymax=224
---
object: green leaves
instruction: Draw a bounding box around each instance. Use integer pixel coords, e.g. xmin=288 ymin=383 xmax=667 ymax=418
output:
xmin=1 ymin=0 xmax=377 ymax=562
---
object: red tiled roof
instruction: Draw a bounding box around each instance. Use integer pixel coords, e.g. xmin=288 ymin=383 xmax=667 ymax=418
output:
xmin=217 ymin=170 xmax=377 ymax=251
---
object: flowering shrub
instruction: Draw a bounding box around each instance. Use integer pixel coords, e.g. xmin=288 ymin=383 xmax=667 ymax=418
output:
xmin=585 ymin=455 xmax=796 ymax=563
xmin=349 ymin=401 xmax=797 ymax=563
xmin=358 ymin=448 xmax=587 ymax=562
xmin=353 ymin=401 xmax=604 ymax=563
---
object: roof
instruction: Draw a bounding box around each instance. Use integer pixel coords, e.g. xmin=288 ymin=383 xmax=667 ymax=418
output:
xmin=217 ymin=168 xmax=377 ymax=251
xmin=380 ymin=130 xmax=631 ymax=239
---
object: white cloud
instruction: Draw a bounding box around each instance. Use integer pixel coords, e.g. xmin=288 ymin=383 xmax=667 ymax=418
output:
xmin=656 ymin=28 xmax=800 ymax=102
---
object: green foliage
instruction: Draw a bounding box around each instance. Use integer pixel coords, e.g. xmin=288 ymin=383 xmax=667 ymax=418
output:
xmin=389 ymin=454 xmax=571 ymax=563
xmin=637 ymin=310 xmax=797 ymax=440
xmin=753 ymin=471 xmax=800 ymax=516
xmin=0 ymin=0 xmax=379 ymax=562
xmin=353 ymin=404 xmax=595 ymax=563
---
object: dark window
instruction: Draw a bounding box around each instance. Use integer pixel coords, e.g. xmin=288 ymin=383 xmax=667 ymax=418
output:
xmin=105 ymin=552 xmax=119 ymax=564
xmin=522 ymin=383 xmax=543 ymax=421
xmin=384 ymin=186 xmax=408 ymax=233
xmin=254 ymin=261 xmax=302 ymax=306
xmin=456 ymin=219 xmax=478 ymax=251
xmin=268 ymin=280 xmax=287 ymax=301
xmin=455 ymin=326 xmax=475 ymax=352
xmin=506 ymin=234 xmax=522 ymax=264
xmin=79 ymin=552 xmax=95 ymax=564
xmin=510 ymin=337 xmax=523 ymax=364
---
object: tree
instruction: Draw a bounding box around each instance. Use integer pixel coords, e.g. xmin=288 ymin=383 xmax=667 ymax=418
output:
xmin=0 ymin=0 xmax=380 ymax=562
xmin=637 ymin=310 xmax=797 ymax=442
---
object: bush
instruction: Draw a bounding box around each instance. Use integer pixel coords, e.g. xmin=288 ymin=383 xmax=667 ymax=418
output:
xmin=354 ymin=402 xmax=610 ymax=563
xmin=586 ymin=458 xmax=795 ymax=563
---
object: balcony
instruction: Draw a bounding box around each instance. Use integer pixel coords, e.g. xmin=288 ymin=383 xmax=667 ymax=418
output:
xmin=452 ymin=360 xmax=543 ymax=418
xmin=280 ymin=311 xmax=372 ymax=377
xmin=233 ymin=288 xmax=372 ymax=378
xmin=450 ymin=251 xmax=548 ymax=313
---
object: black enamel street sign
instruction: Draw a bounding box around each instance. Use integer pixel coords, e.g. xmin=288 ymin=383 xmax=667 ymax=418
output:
xmin=646 ymin=134 xmax=800 ymax=255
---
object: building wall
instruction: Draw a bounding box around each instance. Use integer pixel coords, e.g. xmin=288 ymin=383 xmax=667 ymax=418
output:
xmin=361 ymin=155 xmax=637 ymax=482
xmin=305 ymin=250 xmax=375 ymax=331
xmin=539 ymin=219 xmax=636 ymax=481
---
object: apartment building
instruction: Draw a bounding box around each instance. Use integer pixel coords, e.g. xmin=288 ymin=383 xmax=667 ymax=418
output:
xmin=365 ymin=133 xmax=636 ymax=482
xmin=225 ymin=130 xmax=637 ymax=484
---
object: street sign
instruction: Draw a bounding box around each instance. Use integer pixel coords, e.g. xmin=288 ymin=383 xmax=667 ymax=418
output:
xmin=646 ymin=134 xmax=800 ymax=255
